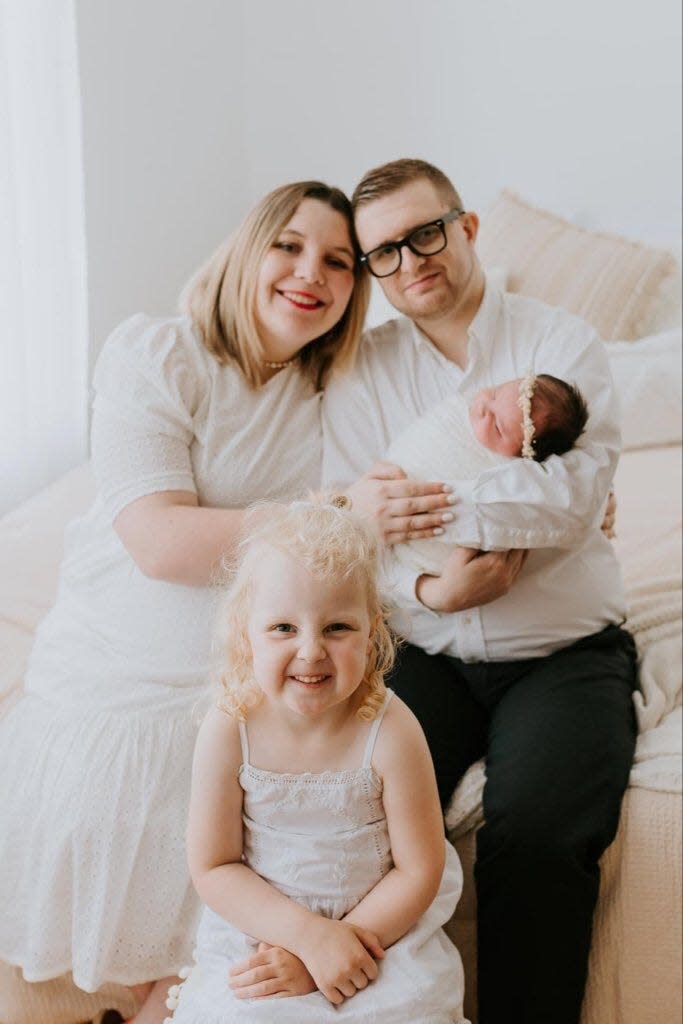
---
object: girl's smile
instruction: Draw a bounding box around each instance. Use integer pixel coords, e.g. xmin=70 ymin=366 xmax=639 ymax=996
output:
xmin=246 ymin=547 xmax=373 ymax=720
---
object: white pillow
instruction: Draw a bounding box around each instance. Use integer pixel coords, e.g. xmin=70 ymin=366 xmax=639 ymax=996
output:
xmin=639 ymin=260 xmax=683 ymax=335
xmin=607 ymin=328 xmax=682 ymax=450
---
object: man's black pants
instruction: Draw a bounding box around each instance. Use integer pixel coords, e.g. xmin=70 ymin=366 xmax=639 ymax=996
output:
xmin=387 ymin=625 xmax=638 ymax=1024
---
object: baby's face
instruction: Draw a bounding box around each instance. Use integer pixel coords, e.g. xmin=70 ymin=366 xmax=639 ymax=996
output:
xmin=469 ymin=380 xmax=525 ymax=456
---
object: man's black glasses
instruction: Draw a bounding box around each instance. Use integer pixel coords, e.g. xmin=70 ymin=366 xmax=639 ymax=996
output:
xmin=359 ymin=209 xmax=464 ymax=278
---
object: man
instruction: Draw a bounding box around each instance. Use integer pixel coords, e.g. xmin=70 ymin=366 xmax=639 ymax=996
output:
xmin=322 ymin=158 xmax=637 ymax=1024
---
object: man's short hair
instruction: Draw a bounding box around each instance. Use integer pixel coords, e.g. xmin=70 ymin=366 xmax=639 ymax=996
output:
xmin=352 ymin=158 xmax=463 ymax=212
xmin=532 ymin=375 xmax=589 ymax=462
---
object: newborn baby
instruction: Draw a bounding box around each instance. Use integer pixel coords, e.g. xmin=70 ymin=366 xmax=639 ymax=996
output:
xmin=386 ymin=373 xmax=589 ymax=578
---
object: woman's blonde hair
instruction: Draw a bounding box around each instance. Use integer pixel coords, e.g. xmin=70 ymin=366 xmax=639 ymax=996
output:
xmin=214 ymin=499 xmax=395 ymax=722
xmin=181 ymin=181 xmax=370 ymax=390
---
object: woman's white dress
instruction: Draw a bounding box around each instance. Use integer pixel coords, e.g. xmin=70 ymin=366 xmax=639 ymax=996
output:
xmin=0 ymin=315 xmax=324 ymax=992
xmin=170 ymin=692 xmax=468 ymax=1023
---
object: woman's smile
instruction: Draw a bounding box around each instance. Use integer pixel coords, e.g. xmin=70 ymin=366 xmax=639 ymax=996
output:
xmin=277 ymin=289 xmax=326 ymax=311
xmin=255 ymin=198 xmax=355 ymax=362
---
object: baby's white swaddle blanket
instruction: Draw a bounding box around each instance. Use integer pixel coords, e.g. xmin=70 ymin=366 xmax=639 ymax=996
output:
xmin=386 ymin=392 xmax=509 ymax=578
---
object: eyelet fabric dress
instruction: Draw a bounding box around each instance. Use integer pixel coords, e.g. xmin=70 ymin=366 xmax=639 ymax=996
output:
xmin=0 ymin=315 xmax=324 ymax=991
xmin=170 ymin=691 xmax=469 ymax=1023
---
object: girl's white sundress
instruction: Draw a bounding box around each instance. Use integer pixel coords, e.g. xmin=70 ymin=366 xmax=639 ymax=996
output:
xmin=170 ymin=692 xmax=468 ymax=1023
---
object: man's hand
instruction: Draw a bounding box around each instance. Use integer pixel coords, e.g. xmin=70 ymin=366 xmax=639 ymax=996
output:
xmin=416 ymin=547 xmax=528 ymax=613
xmin=601 ymin=488 xmax=617 ymax=539
xmin=229 ymin=942 xmax=316 ymax=1000
xmin=347 ymin=462 xmax=455 ymax=546
xmin=295 ymin=919 xmax=384 ymax=1005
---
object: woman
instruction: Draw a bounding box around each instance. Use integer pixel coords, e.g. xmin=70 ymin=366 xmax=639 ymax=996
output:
xmin=0 ymin=181 xmax=371 ymax=1024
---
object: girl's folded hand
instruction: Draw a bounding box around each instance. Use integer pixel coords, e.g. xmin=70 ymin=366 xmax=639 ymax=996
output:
xmin=228 ymin=941 xmax=316 ymax=1000
xmin=296 ymin=919 xmax=385 ymax=1005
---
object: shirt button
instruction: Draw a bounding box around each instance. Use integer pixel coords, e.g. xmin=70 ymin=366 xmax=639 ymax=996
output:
xmin=463 ymin=615 xmax=472 ymax=626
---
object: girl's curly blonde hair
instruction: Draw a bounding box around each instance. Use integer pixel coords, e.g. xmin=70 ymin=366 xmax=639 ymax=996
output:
xmin=214 ymin=499 xmax=395 ymax=722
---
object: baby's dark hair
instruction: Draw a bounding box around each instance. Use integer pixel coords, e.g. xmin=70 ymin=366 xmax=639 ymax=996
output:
xmin=531 ymin=375 xmax=589 ymax=462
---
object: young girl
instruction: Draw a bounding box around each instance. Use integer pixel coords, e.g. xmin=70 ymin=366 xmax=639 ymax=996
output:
xmin=169 ymin=500 xmax=468 ymax=1023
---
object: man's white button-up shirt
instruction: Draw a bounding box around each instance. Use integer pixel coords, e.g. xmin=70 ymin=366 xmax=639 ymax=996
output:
xmin=322 ymin=281 xmax=626 ymax=662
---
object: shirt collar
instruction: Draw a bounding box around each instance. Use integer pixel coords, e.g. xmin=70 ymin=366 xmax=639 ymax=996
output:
xmin=408 ymin=272 xmax=504 ymax=367
xmin=467 ymin=273 xmax=503 ymax=351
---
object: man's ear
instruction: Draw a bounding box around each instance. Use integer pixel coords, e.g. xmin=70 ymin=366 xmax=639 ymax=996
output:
xmin=460 ymin=211 xmax=480 ymax=244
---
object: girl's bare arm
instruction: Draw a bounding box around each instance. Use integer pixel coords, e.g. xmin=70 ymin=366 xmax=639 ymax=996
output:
xmin=342 ymin=697 xmax=446 ymax=948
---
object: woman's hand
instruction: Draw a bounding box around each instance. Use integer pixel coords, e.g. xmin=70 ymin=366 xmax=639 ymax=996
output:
xmin=417 ymin=547 xmax=528 ymax=613
xmin=296 ymin=919 xmax=384 ymax=1005
xmin=346 ymin=462 xmax=455 ymax=546
xmin=601 ymin=488 xmax=617 ymax=539
xmin=229 ymin=942 xmax=317 ymax=1000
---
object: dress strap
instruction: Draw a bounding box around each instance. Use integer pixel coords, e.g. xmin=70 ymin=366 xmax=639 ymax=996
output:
xmin=237 ymin=720 xmax=250 ymax=765
xmin=362 ymin=689 xmax=395 ymax=768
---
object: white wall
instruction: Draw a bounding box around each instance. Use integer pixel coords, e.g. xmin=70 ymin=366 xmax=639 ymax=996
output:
xmin=239 ymin=1 xmax=458 ymax=199
xmin=76 ymin=0 xmax=247 ymax=367
xmin=76 ymin=0 xmax=681 ymax=367
xmin=439 ymin=0 xmax=682 ymax=245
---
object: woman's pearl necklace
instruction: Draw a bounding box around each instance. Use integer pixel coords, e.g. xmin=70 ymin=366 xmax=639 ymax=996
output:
xmin=263 ymin=357 xmax=297 ymax=369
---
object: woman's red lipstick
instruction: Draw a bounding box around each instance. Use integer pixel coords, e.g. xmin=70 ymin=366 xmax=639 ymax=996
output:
xmin=279 ymin=289 xmax=324 ymax=310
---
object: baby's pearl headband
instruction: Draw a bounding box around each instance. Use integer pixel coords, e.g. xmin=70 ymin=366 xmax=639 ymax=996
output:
xmin=518 ymin=373 xmax=537 ymax=460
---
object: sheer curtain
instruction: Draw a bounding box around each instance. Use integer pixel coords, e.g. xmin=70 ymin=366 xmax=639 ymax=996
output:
xmin=0 ymin=0 xmax=88 ymax=515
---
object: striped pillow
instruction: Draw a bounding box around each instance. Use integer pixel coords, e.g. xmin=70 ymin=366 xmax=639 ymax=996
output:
xmin=477 ymin=190 xmax=679 ymax=340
